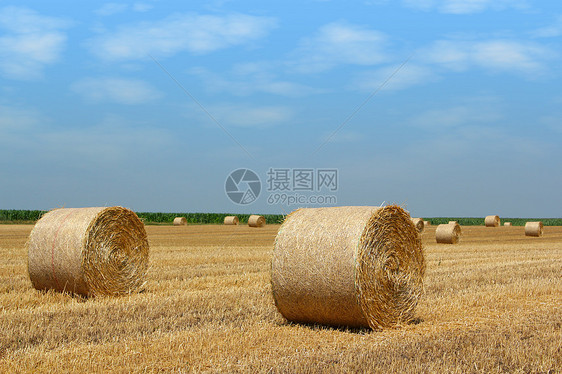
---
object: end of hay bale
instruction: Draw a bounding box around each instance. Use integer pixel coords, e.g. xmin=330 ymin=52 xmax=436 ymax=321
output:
xmin=248 ymin=215 xmax=266 ymax=227
xmin=525 ymin=221 xmax=543 ymax=237
xmin=435 ymin=222 xmax=461 ymax=244
xmin=173 ymin=217 xmax=187 ymax=226
xmin=271 ymin=205 xmax=425 ymax=330
xmin=224 ymin=216 xmax=239 ymax=225
xmin=410 ymin=218 xmax=424 ymax=233
xmin=27 ymin=206 xmax=149 ymax=297
xmin=485 ymin=215 xmax=500 ymax=227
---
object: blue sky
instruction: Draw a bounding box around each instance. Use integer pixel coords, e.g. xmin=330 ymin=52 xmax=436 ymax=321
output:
xmin=1 ymin=1 xmax=561 ymax=217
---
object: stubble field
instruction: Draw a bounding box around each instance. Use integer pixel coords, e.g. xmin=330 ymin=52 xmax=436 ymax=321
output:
xmin=0 ymin=223 xmax=561 ymax=373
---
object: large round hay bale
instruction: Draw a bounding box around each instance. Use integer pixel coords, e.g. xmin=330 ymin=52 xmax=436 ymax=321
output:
xmin=271 ymin=205 xmax=425 ymax=330
xmin=485 ymin=215 xmax=500 ymax=227
xmin=410 ymin=218 xmax=424 ymax=233
xmin=224 ymin=216 xmax=239 ymax=225
xmin=173 ymin=217 xmax=187 ymax=226
xmin=248 ymin=215 xmax=266 ymax=227
xmin=504 ymin=222 xmax=512 ymax=227
xmin=525 ymin=221 xmax=543 ymax=237
xmin=435 ymin=223 xmax=461 ymax=244
xmin=27 ymin=207 xmax=149 ymax=297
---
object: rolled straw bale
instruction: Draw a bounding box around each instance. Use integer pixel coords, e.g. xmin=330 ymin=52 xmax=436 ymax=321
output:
xmin=248 ymin=215 xmax=266 ymax=227
xmin=485 ymin=215 xmax=500 ymax=227
xmin=525 ymin=221 xmax=543 ymax=237
xmin=504 ymin=222 xmax=512 ymax=227
xmin=224 ymin=216 xmax=239 ymax=225
xmin=410 ymin=218 xmax=424 ymax=233
xmin=448 ymin=221 xmax=457 ymax=225
xmin=173 ymin=217 xmax=187 ymax=226
xmin=271 ymin=205 xmax=426 ymax=330
xmin=423 ymin=220 xmax=430 ymax=227
xmin=435 ymin=223 xmax=461 ymax=244
xmin=27 ymin=207 xmax=149 ymax=297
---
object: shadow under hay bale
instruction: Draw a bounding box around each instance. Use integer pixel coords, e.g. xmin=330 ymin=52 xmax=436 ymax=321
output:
xmin=435 ymin=223 xmax=462 ymax=244
xmin=248 ymin=215 xmax=266 ymax=228
xmin=271 ymin=205 xmax=425 ymax=330
xmin=27 ymin=207 xmax=149 ymax=297
xmin=525 ymin=221 xmax=543 ymax=237
xmin=485 ymin=215 xmax=500 ymax=227
xmin=223 ymin=216 xmax=239 ymax=225
xmin=173 ymin=217 xmax=187 ymax=226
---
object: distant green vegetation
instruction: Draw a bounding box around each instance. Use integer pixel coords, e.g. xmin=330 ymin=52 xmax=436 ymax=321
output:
xmin=1 ymin=210 xmax=560 ymax=226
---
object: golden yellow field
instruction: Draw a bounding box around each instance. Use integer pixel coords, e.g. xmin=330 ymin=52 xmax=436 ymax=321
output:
xmin=1 ymin=223 xmax=561 ymax=373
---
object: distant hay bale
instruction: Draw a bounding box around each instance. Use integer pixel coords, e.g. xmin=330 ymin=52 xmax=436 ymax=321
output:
xmin=448 ymin=221 xmax=457 ymax=225
xmin=435 ymin=222 xmax=462 ymax=244
xmin=224 ymin=216 xmax=239 ymax=225
xmin=27 ymin=207 xmax=149 ymax=297
xmin=248 ymin=215 xmax=266 ymax=227
xmin=485 ymin=215 xmax=500 ymax=227
xmin=271 ymin=205 xmax=426 ymax=330
xmin=504 ymin=222 xmax=512 ymax=227
xmin=424 ymin=220 xmax=430 ymax=227
xmin=410 ymin=218 xmax=424 ymax=233
xmin=525 ymin=221 xmax=543 ymax=237
xmin=173 ymin=217 xmax=187 ymax=226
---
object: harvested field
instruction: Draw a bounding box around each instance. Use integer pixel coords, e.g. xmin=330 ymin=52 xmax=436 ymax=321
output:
xmin=0 ymin=223 xmax=561 ymax=373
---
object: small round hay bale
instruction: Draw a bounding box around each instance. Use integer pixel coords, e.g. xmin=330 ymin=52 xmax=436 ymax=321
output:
xmin=435 ymin=223 xmax=461 ymax=244
xmin=448 ymin=221 xmax=457 ymax=225
xmin=423 ymin=220 xmax=430 ymax=227
xmin=525 ymin=221 xmax=543 ymax=237
xmin=27 ymin=207 xmax=149 ymax=297
xmin=410 ymin=218 xmax=424 ymax=233
xmin=224 ymin=216 xmax=239 ymax=225
xmin=485 ymin=215 xmax=500 ymax=227
xmin=504 ymin=222 xmax=512 ymax=227
xmin=271 ymin=205 xmax=426 ymax=330
xmin=173 ymin=217 xmax=187 ymax=226
xmin=248 ymin=215 xmax=266 ymax=227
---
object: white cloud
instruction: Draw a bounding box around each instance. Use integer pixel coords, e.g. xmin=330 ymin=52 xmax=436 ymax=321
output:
xmin=88 ymin=13 xmax=276 ymax=61
xmin=291 ymin=22 xmax=389 ymax=73
xmin=95 ymin=3 xmax=153 ymax=16
xmin=403 ymin=0 xmax=529 ymax=14
xmin=352 ymin=63 xmax=437 ymax=92
xmin=71 ymin=77 xmax=162 ymax=104
xmin=0 ymin=6 xmax=70 ymax=79
xmin=532 ymin=15 xmax=562 ymax=38
xmin=422 ymin=39 xmax=550 ymax=75
xmin=190 ymin=103 xmax=293 ymax=128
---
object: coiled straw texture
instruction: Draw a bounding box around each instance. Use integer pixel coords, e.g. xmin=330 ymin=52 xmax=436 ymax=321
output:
xmin=27 ymin=207 xmax=149 ymax=297
xmin=271 ymin=205 xmax=425 ymax=330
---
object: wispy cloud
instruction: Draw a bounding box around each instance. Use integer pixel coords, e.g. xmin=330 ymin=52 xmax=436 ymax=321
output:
xmin=421 ymin=39 xmax=551 ymax=76
xmin=532 ymin=15 xmax=562 ymax=38
xmin=0 ymin=6 xmax=70 ymax=79
xmin=188 ymin=103 xmax=294 ymax=128
xmin=291 ymin=22 xmax=389 ymax=73
xmin=94 ymin=3 xmax=153 ymax=16
xmin=352 ymin=63 xmax=437 ymax=92
xmin=88 ymin=13 xmax=277 ymax=61
xmin=71 ymin=77 xmax=162 ymax=104
xmin=402 ymin=0 xmax=530 ymax=14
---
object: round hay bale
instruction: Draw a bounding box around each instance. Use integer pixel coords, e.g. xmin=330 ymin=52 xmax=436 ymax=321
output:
xmin=27 ymin=207 xmax=149 ymax=297
xmin=423 ymin=220 xmax=430 ymax=227
xmin=448 ymin=221 xmax=457 ymax=225
xmin=173 ymin=217 xmax=187 ymax=226
xmin=525 ymin=221 xmax=543 ymax=237
xmin=410 ymin=218 xmax=424 ymax=233
xmin=435 ymin=223 xmax=461 ymax=244
xmin=224 ymin=216 xmax=239 ymax=225
xmin=504 ymin=222 xmax=512 ymax=227
xmin=248 ymin=215 xmax=266 ymax=228
xmin=271 ymin=205 xmax=425 ymax=330
xmin=485 ymin=215 xmax=500 ymax=227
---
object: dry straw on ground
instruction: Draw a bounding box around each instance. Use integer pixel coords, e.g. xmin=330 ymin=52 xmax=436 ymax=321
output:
xmin=173 ymin=217 xmax=187 ymax=226
xmin=271 ymin=205 xmax=426 ymax=330
xmin=485 ymin=215 xmax=500 ymax=227
xmin=248 ymin=215 xmax=266 ymax=228
xmin=27 ymin=207 xmax=149 ymax=297
xmin=411 ymin=218 xmax=424 ymax=233
xmin=504 ymin=222 xmax=512 ymax=227
xmin=435 ymin=222 xmax=462 ymax=244
xmin=525 ymin=221 xmax=543 ymax=237
xmin=223 ymin=216 xmax=239 ymax=225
